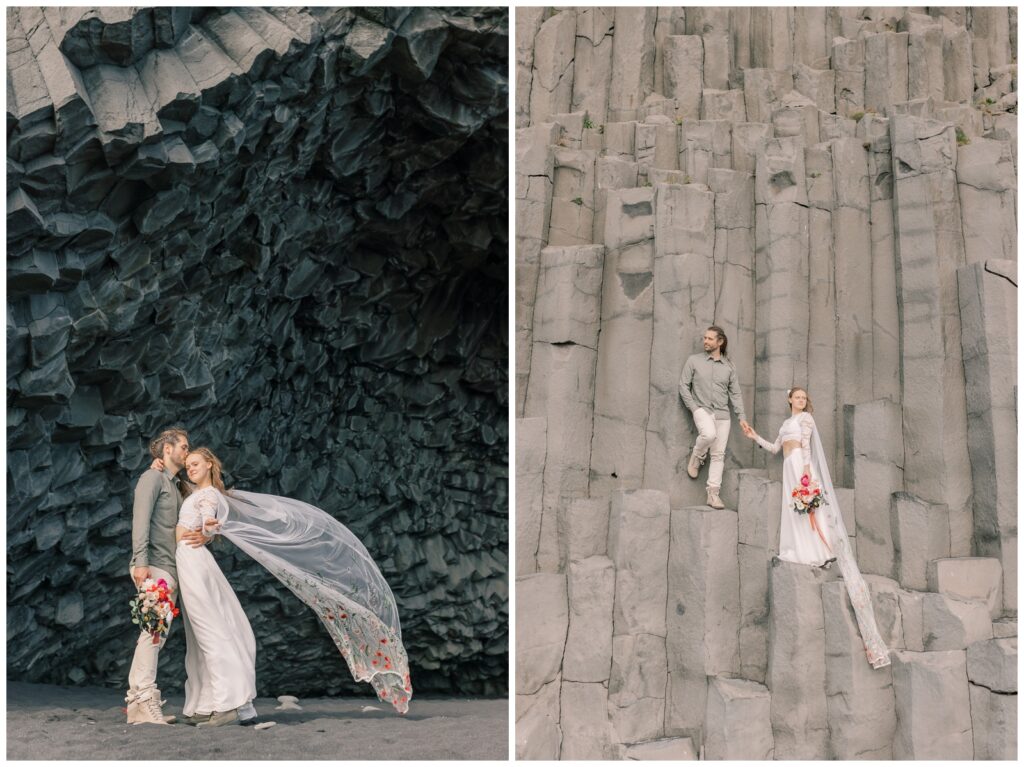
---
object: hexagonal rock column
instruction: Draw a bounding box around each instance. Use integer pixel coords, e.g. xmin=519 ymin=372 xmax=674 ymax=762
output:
xmin=709 ymin=168 xmax=756 ymax=471
xmin=956 ymin=138 xmax=1017 ymax=265
xmin=958 ymin=260 xmax=1017 ymax=614
xmin=570 ymin=8 xmax=614 ymax=125
xmin=606 ymin=7 xmax=656 ymax=123
xmin=560 ymin=679 xmax=613 ymax=760
xmin=548 ymin=148 xmax=597 ymax=246
xmin=703 ymin=677 xmax=774 ymax=760
xmin=821 ymin=580 xmax=896 ymax=759
xmin=621 ymin=736 xmax=697 ymax=760
xmin=590 ymin=187 xmax=654 ymax=499
xmin=528 ymin=9 xmax=575 ymax=126
xmin=890 ymin=113 xmax=973 ymax=558
xmin=516 ymin=123 xmax=557 ymax=416
xmin=663 ymin=35 xmax=703 ymax=119
xmin=891 ymin=650 xmax=973 ymax=760
xmin=767 ymin=558 xmax=836 ymax=760
xmin=516 ymin=417 xmax=547 ymax=575
xmin=515 ymin=572 xmax=568 ymax=760
xmin=564 ymin=556 xmax=614 ymax=684
xmin=803 ymin=145 xmax=839 ymax=480
xmin=607 ymin=489 xmax=670 ymax=746
xmin=643 ymin=183 xmax=716 ymax=508
xmin=752 ymin=138 xmax=810 ymax=479
xmin=830 ymin=137 xmax=872 ymax=469
xmin=524 ymin=244 xmax=605 ymax=572
xmin=737 ymin=472 xmax=781 ymax=683
xmin=665 ymin=506 xmax=740 ymax=746
xmin=843 ymin=399 xmax=904 ymax=578
xmin=890 ymin=492 xmax=951 ymax=591
xmin=927 ymin=557 xmax=1004 ymax=619
xmin=967 ymin=636 xmax=1017 ymax=759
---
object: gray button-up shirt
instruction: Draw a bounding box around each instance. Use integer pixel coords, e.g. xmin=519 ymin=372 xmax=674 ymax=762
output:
xmin=130 ymin=468 xmax=183 ymax=579
xmin=678 ymin=352 xmax=747 ymax=423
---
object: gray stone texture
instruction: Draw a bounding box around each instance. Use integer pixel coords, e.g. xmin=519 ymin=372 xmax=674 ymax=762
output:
xmin=822 ymin=580 xmax=896 ymax=759
xmin=891 ymin=650 xmax=973 ymax=760
xmin=767 ymin=559 xmax=835 ymax=759
xmin=703 ymin=676 xmax=774 ymax=760
xmin=8 ymin=6 xmax=509 ymax=698
xmin=957 ymin=260 xmax=1017 ymax=614
xmin=515 ymin=7 xmax=1018 ymax=759
xmin=666 ymin=506 xmax=740 ymax=744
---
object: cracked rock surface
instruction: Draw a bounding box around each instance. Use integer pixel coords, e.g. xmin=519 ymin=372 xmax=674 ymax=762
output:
xmin=7 ymin=6 xmax=508 ymax=697
xmin=516 ymin=6 xmax=1016 ymax=759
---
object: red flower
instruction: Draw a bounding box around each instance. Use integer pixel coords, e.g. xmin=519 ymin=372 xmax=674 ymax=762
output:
xmin=380 ymin=638 xmax=387 ymax=644
xmin=814 ymin=488 xmax=821 ymax=495
xmin=801 ymin=474 xmax=810 ymax=487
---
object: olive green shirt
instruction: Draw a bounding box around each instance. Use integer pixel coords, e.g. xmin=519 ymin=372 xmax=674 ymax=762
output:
xmin=130 ymin=468 xmax=183 ymax=579
xmin=678 ymin=352 xmax=747 ymax=423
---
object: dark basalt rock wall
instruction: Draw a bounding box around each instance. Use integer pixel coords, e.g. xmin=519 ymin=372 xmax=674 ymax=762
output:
xmin=7 ymin=7 xmax=509 ymax=696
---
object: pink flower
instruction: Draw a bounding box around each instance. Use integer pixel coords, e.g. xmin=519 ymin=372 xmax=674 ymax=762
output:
xmin=800 ymin=475 xmax=810 ymax=487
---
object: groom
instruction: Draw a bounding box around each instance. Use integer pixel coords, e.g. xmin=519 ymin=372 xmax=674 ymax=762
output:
xmin=678 ymin=326 xmax=749 ymax=509
xmin=126 ymin=427 xmax=208 ymax=725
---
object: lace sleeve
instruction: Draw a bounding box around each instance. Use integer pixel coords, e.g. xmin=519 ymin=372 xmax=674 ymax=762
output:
xmin=754 ymin=431 xmax=782 ymax=454
xmin=195 ymin=491 xmax=222 ymax=537
xmin=799 ymin=413 xmax=814 ymax=456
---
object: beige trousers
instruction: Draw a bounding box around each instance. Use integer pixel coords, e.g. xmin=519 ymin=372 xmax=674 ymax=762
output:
xmin=126 ymin=565 xmax=177 ymax=704
xmin=692 ymin=408 xmax=731 ymax=491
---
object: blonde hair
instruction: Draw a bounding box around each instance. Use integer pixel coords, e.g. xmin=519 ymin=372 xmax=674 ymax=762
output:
xmin=187 ymin=447 xmax=226 ymax=493
xmin=149 ymin=428 xmax=189 ymax=459
xmin=787 ymin=387 xmax=814 ymax=414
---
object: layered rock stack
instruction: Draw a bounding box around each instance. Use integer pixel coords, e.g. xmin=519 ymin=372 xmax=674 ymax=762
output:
xmin=7 ymin=7 xmax=509 ymax=696
xmin=516 ymin=7 xmax=1016 ymax=758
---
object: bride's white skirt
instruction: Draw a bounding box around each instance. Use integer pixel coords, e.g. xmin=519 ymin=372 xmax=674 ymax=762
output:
xmin=778 ymin=449 xmax=833 ymax=566
xmin=176 ymin=541 xmax=257 ymax=717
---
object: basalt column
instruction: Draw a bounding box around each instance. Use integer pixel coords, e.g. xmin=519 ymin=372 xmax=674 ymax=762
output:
xmin=8 ymin=6 xmax=509 ymax=697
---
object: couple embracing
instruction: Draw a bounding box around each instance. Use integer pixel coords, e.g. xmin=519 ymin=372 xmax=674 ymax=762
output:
xmin=679 ymin=327 xmax=890 ymax=670
xmin=125 ymin=428 xmax=412 ymax=727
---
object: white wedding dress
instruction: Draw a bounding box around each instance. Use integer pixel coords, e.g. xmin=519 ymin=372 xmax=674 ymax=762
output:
xmin=176 ymin=485 xmax=413 ymax=714
xmin=755 ymin=411 xmax=891 ymax=669
xmin=176 ymin=487 xmax=258 ymax=717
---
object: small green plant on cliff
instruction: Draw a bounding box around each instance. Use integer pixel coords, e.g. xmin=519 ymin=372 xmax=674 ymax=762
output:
xmin=571 ymin=197 xmax=583 ymax=206
xmin=955 ymin=127 xmax=970 ymax=146
xmin=675 ymin=116 xmax=684 ymax=125
xmin=850 ymin=111 xmax=865 ymax=122
xmin=583 ymin=116 xmax=595 ymax=130
xmin=808 ymin=171 xmax=821 ymax=179
xmin=598 ymin=124 xmax=605 ymax=135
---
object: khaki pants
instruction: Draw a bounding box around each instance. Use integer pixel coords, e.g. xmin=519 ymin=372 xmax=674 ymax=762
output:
xmin=126 ymin=565 xmax=176 ymax=704
xmin=692 ymin=408 xmax=731 ymax=491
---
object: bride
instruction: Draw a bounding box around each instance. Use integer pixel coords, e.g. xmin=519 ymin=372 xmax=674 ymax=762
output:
xmin=170 ymin=447 xmax=412 ymax=725
xmin=740 ymin=387 xmax=890 ymax=670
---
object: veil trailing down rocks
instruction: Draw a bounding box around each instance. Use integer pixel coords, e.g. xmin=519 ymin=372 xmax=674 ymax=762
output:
xmin=809 ymin=425 xmax=890 ymax=670
xmin=217 ymin=490 xmax=412 ymax=713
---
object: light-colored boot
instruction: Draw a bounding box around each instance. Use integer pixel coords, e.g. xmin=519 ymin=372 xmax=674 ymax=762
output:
xmin=196 ymin=709 xmax=239 ymax=728
xmin=126 ymin=695 xmax=172 ymax=725
xmin=706 ymin=488 xmax=725 ymax=509
xmin=686 ymin=450 xmax=705 ymax=479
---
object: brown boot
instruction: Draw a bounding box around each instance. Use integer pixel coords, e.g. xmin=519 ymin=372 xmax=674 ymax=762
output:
xmin=686 ymin=450 xmax=704 ymax=479
xmin=706 ymin=489 xmax=725 ymax=509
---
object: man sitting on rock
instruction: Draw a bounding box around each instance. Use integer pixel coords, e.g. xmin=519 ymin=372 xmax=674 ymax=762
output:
xmin=678 ymin=326 xmax=749 ymax=509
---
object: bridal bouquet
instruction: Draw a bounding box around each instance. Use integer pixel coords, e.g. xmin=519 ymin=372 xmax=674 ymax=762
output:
xmin=130 ymin=578 xmax=180 ymax=644
xmin=790 ymin=474 xmax=826 ymax=514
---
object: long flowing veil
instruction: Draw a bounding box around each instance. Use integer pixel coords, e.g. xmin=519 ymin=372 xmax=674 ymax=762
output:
xmin=809 ymin=426 xmax=891 ymax=669
xmin=216 ymin=489 xmax=412 ymax=713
